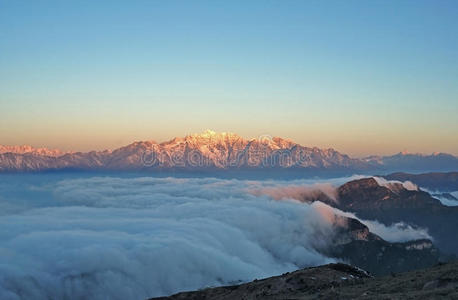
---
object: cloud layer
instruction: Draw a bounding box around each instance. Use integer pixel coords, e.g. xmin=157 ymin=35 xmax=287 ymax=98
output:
xmin=310 ymin=201 xmax=432 ymax=242
xmin=0 ymin=175 xmax=433 ymax=299
xmin=0 ymin=176 xmax=338 ymax=299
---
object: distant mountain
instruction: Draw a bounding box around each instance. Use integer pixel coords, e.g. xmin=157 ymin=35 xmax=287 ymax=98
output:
xmin=383 ymin=172 xmax=458 ymax=192
xmin=0 ymin=131 xmax=457 ymax=173
xmin=0 ymin=145 xmax=69 ymax=157
xmin=364 ymin=152 xmax=458 ymax=172
xmin=0 ymin=130 xmax=368 ymax=172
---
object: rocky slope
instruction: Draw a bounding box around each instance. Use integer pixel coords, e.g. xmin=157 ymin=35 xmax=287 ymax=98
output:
xmin=150 ymin=260 xmax=458 ymax=300
xmin=272 ymin=177 xmax=458 ymax=256
xmin=320 ymin=212 xmax=445 ymax=276
xmin=308 ymin=178 xmax=458 ymax=256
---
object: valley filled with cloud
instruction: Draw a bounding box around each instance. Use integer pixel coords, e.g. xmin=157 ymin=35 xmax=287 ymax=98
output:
xmin=0 ymin=174 xmax=433 ymax=299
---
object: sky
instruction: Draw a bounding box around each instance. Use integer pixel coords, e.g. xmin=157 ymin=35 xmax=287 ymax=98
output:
xmin=0 ymin=0 xmax=457 ymax=157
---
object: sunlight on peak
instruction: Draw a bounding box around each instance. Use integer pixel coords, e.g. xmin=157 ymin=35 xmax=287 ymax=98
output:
xmin=197 ymin=130 xmax=234 ymax=138
xmin=204 ymin=129 xmax=217 ymax=135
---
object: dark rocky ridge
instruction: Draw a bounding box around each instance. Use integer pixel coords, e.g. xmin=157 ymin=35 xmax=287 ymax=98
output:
xmin=334 ymin=178 xmax=458 ymax=256
xmin=323 ymin=213 xmax=446 ymax=276
xmin=150 ymin=260 xmax=458 ymax=300
xmin=327 ymin=238 xmax=444 ymax=276
xmin=383 ymin=172 xmax=458 ymax=192
xmin=288 ymin=177 xmax=458 ymax=256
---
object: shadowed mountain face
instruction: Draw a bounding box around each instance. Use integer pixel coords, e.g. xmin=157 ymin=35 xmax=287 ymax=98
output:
xmin=316 ymin=211 xmax=445 ymax=276
xmin=151 ymin=261 xmax=458 ymax=300
xmin=337 ymin=178 xmax=440 ymax=212
xmin=331 ymin=178 xmax=458 ymax=256
xmin=327 ymin=238 xmax=443 ymax=277
xmin=1 ymin=131 xmax=457 ymax=173
xmin=383 ymin=172 xmax=458 ymax=192
xmin=364 ymin=153 xmax=458 ymax=173
xmin=277 ymin=203 xmax=444 ymax=276
xmin=279 ymin=177 xmax=458 ymax=256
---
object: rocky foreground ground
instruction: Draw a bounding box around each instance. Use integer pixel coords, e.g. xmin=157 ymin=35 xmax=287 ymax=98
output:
xmin=151 ymin=261 xmax=458 ymax=299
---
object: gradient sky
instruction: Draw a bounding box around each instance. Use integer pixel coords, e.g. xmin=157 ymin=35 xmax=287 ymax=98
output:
xmin=0 ymin=0 xmax=457 ymax=157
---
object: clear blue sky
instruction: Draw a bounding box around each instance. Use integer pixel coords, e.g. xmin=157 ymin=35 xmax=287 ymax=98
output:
xmin=0 ymin=0 xmax=457 ymax=156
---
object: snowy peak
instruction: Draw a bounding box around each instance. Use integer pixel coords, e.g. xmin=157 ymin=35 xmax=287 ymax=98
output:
xmin=189 ymin=129 xmax=235 ymax=140
xmin=185 ymin=130 xmax=245 ymax=145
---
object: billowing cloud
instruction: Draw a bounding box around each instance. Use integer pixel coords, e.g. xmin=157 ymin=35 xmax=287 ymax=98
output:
xmin=309 ymin=202 xmax=432 ymax=242
xmin=251 ymin=182 xmax=432 ymax=243
xmin=250 ymin=183 xmax=338 ymax=203
xmin=372 ymin=176 xmax=418 ymax=191
xmin=428 ymin=191 xmax=458 ymax=207
xmin=0 ymin=176 xmax=338 ymax=299
xmin=0 ymin=175 xmax=433 ymax=299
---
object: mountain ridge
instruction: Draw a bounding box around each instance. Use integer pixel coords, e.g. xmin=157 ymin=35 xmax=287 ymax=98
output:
xmin=0 ymin=130 xmax=457 ymax=172
xmin=150 ymin=260 xmax=458 ymax=300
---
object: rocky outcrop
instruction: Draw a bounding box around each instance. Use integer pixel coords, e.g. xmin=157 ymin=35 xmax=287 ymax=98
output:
xmin=326 ymin=214 xmax=444 ymax=276
xmin=328 ymin=178 xmax=458 ymax=256
xmin=150 ymin=261 xmax=458 ymax=300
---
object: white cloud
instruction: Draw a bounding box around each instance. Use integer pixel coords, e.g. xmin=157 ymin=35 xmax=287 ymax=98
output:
xmin=0 ymin=176 xmax=337 ymax=299
xmin=0 ymin=175 xmax=434 ymax=299
xmin=309 ymin=201 xmax=432 ymax=242
xmin=250 ymin=183 xmax=338 ymax=203
xmin=418 ymin=188 xmax=458 ymax=207
xmin=252 ymin=184 xmax=432 ymax=243
xmin=372 ymin=176 xmax=418 ymax=191
xmin=432 ymin=194 xmax=458 ymax=207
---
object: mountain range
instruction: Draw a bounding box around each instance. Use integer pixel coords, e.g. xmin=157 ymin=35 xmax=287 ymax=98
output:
xmin=1 ymin=130 xmax=457 ymax=173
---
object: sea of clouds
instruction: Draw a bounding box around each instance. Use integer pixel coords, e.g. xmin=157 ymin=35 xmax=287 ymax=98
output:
xmin=0 ymin=174 xmax=432 ymax=299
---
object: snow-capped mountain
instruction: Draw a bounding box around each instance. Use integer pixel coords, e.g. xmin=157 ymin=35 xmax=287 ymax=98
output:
xmin=0 ymin=130 xmax=456 ymax=173
xmin=0 ymin=130 xmax=366 ymax=172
